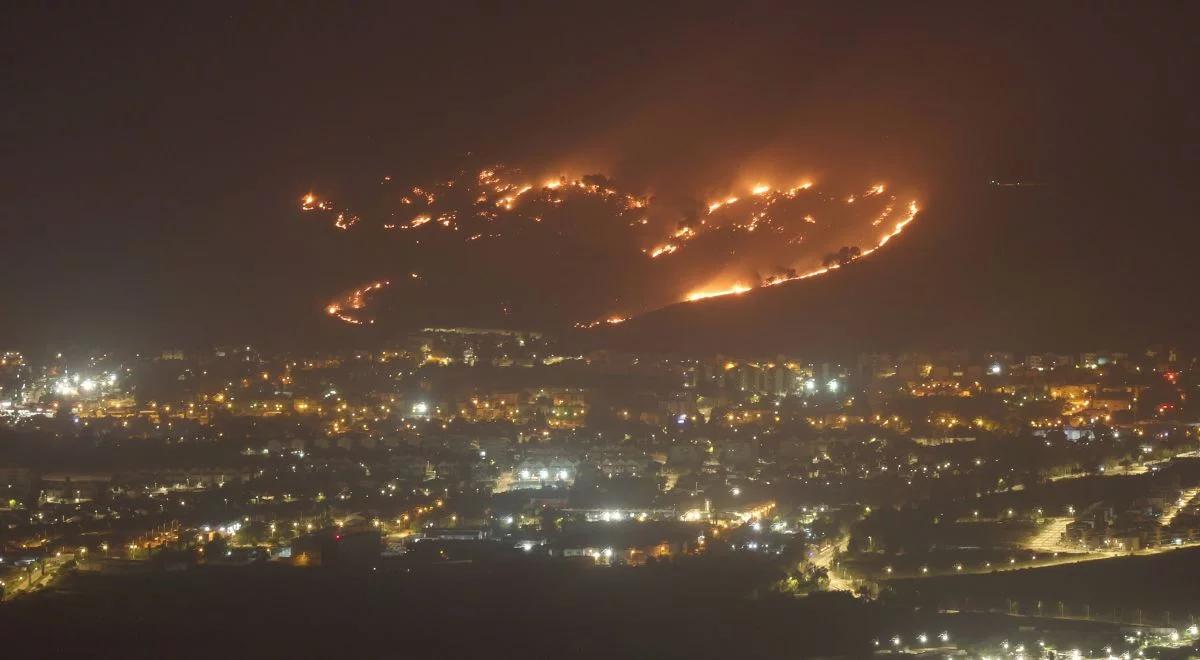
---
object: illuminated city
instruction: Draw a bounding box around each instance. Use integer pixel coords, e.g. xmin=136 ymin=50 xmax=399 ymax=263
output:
xmin=3 ymin=3 xmax=1198 ymax=658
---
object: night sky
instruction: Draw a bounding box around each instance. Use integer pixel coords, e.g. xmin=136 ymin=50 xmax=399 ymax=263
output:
xmin=3 ymin=2 xmax=1197 ymax=351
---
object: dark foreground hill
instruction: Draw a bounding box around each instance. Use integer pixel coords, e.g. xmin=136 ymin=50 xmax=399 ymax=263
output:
xmin=1 ymin=562 xmax=882 ymax=658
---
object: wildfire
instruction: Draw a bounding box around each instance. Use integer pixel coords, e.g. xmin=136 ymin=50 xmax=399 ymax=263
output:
xmin=301 ymin=192 xmax=358 ymax=229
xmin=679 ymin=198 xmax=921 ymax=304
xmin=301 ymin=193 xmax=332 ymax=212
xmin=645 ymin=179 xmax=884 ymax=263
xmin=574 ymin=315 xmax=629 ymax=329
xmin=686 ymin=283 xmax=752 ymax=302
xmin=649 ymin=243 xmax=678 ymax=258
xmin=325 ymin=280 xmax=390 ymax=325
xmin=299 ymin=164 xmax=921 ymax=328
xmin=876 ymin=201 xmax=919 ymax=247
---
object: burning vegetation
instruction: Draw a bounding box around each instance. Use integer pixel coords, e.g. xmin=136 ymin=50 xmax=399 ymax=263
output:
xmin=301 ymin=162 xmax=920 ymax=328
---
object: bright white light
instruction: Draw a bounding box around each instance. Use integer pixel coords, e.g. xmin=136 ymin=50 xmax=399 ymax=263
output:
xmin=803 ymin=378 xmax=817 ymax=393
xmin=79 ymin=378 xmax=97 ymax=392
xmin=826 ymin=379 xmax=839 ymax=393
xmin=412 ymin=402 xmax=428 ymax=416
xmin=538 ymin=469 xmax=549 ymax=480
xmin=519 ymin=470 xmax=530 ymax=480
xmin=989 ymin=363 xmax=1002 ymax=375
xmin=557 ymin=470 xmax=569 ymax=480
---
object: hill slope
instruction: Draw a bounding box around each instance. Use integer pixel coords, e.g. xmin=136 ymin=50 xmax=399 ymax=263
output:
xmin=584 ymin=181 xmax=1200 ymax=357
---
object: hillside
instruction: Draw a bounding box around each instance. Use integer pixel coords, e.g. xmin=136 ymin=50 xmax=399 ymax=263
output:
xmin=583 ymin=180 xmax=1200 ymax=357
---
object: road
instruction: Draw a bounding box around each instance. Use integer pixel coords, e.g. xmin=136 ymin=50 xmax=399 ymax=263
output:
xmin=1023 ymin=516 xmax=1073 ymax=552
xmin=883 ymin=539 xmax=1200 ymax=583
xmin=1160 ymin=486 xmax=1200 ymax=527
xmin=1 ymin=556 xmax=68 ymax=601
xmin=809 ymin=535 xmax=854 ymax=592
xmin=1048 ymin=450 xmax=1198 ymax=482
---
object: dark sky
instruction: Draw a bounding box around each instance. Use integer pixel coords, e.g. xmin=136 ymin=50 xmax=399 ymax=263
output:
xmin=3 ymin=2 xmax=1197 ymax=351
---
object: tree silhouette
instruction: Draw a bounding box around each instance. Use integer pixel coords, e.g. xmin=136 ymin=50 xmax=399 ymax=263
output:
xmin=823 ymin=246 xmax=863 ymax=267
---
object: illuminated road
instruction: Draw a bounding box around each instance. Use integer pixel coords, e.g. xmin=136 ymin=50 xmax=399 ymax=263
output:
xmin=1 ymin=556 xmax=68 ymax=601
xmin=884 ymin=541 xmax=1200 ymax=584
xmin=1050 ymin=463 xmax=1148 ymax=481
xmin=810 ymin=535 xmax=854 ymax=592
xmin=1023 ymin=516 xmax=1073 ymax=553
xmin=1048 ymin=453 xmax=1191 ymax=482
xmin=1159 ymin=486 xmax=1200 ymax=527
